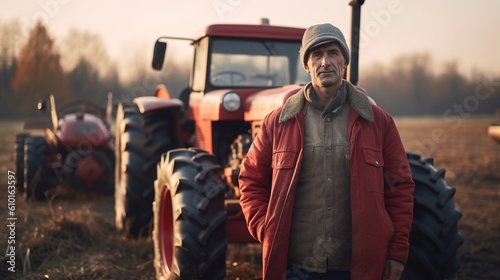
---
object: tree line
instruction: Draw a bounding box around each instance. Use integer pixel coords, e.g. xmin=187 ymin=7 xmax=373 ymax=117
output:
xmin=0 ymin=20 xmax=498 ymax=119
xmin=0 ymin=20 xmax=189 ymax=119
xmin=359 ymin=53 xmax=499 ymax=117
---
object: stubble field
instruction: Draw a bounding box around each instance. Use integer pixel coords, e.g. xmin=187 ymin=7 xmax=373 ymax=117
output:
xmin=0 ymin=117 xmax=499 ymax=279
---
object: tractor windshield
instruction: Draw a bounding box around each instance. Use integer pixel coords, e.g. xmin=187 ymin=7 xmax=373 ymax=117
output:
xmin=209 ymin=38 xmax=310 ymax=88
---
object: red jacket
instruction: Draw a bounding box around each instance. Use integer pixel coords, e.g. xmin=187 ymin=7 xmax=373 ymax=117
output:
xmin=239 ymin=82 xmax=414 ymax=280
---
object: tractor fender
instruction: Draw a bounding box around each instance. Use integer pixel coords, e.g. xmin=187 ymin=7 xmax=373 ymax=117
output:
xmin=133 ymin=96 xmax=183 ymax=114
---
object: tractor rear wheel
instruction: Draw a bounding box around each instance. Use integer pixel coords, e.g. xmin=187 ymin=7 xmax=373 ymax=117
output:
xmin=153 ymin=148 xmax=227 ymax=280
xmin=24 ymin=136 xmax=49 ymax=200
xmin=15 ymin=133 xmax=29 ymax=193
xmin=115 ymin=101 xmax=177 ymax=238
xmin=404 ymin=153 xmax=464 ymax=280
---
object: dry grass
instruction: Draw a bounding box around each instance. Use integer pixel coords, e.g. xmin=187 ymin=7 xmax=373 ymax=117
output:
xmin=0 ymin=195 xmax=155 ymax=280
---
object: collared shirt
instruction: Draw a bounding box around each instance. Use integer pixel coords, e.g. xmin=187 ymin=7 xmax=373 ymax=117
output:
xmin=304 ymin=81 xmax=347 ymax=116
xmin=287 ymin=84 xmax=352 ymax=272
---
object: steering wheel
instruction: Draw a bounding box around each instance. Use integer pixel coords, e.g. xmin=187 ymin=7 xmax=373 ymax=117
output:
xmin=212 ymin=70 xmax=247 ymax=85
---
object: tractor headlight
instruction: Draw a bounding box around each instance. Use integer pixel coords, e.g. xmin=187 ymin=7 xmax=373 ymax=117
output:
xmin=222 ymin=92 xmax=241 ymax=112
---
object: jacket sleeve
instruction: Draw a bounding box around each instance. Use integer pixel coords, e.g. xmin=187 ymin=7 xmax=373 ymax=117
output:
xmin=238 ymin=114 xmax=274 ymax=243
xmin=382 ymin=114 xmax=415 ymax=263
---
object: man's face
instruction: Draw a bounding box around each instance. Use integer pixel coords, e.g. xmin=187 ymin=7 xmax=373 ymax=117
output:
xmin=305 ymin=42 xmax=347 ymax=89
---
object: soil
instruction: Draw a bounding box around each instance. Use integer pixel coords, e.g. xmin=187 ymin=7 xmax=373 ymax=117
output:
xmin=0 ymin=117 xmax=499 ymax=280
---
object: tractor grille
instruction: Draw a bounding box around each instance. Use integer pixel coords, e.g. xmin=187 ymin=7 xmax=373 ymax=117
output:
xmin=196 ymin=123 xmax=205 ymax=149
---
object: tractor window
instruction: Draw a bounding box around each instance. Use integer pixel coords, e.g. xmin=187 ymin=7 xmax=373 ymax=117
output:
xmin=209 ymin=38 xmax=310 ymax=88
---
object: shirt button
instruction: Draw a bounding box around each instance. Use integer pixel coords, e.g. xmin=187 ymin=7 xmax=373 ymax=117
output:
xmin=327 ymin=207 xmax=332 ymax=211
xmin=325 ymin=117 xmax=331 ymax=122
xmin=327 ymin=177 xmax=332 ymax=182
xmin=375 ymin=160 xmax=379 ymax=166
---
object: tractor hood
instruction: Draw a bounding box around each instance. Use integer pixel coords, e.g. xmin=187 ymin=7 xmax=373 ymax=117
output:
xmin=244 ymin=85 xmax=302 ymax=121
xmin=57 ymin=113 xmax=112 ymax=147
xmin=191 ymin=88 xmax=261 ymax=121
xmin=191 ymin=86 xmax=302 ymax=122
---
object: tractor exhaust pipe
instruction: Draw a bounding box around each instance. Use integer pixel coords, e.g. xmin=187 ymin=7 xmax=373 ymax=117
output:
xmin=349 ymin=0 xmax=365 ymax=86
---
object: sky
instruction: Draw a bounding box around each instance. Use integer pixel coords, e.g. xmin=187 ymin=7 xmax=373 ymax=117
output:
xmin=1 ymin=0 xmax=499 ymax=79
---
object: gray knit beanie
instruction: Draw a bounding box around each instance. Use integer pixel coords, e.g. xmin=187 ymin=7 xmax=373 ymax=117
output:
xmin=300 ymin=23 xmax=350 ymax=69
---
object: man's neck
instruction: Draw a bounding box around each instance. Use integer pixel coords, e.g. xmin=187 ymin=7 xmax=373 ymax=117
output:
xmin=312 ymin=81 xmax=343 ymax=105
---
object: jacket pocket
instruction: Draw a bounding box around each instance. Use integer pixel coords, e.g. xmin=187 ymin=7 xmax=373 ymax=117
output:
xmin=362 ymin=149 xmax=385 ymax=193
xmin=272 ymin=150 xmax=296 ymax=169
xmin=363 ymin=148 xmax=384 ymax=168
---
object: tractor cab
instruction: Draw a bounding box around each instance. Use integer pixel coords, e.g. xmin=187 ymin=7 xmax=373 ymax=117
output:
xmin=152 ymin=22 xmax=308 ymax=163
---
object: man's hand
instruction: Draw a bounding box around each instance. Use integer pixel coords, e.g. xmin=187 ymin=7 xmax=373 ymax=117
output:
xmin=383 ymin=259 xmax=404 ymax=280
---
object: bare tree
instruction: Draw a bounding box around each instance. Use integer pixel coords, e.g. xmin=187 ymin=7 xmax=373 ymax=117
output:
xmin=11 ymin=21 xmax=71 ymax=114
xmin=0 ymin=20 xmax=24 ymax=117
xmin=59 ymin=28 xmax=114 ymax=79
xmin=0 ymin=19 xmax=22 ymax=65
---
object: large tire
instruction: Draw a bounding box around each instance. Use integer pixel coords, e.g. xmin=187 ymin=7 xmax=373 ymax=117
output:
xmin=153 ymin=148 xmax=227 ymax=280
xmin=404 ymin=153 xmax=464 ymax=280
xmin=115 ymin=101 xmax=177 ymax=238
xmin=15 ymin=133 xmax=29 ymax=193
xmin=24 ymin=136 xmax=49 ymax=200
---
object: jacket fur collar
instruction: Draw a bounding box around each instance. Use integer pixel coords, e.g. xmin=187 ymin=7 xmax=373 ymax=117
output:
xmin=279 ymin=81 xmax=374 ymax=124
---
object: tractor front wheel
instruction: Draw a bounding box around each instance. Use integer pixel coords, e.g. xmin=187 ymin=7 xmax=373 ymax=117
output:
xmin=153 ymin=148 xmax=227 ymax=280
xmin=24 ymin=136 xmax=49 ymax=200
xmin=15 ymin=133 xmax=29 ymax=193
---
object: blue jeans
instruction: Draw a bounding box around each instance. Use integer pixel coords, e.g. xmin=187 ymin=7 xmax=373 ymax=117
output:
xmin=286 ymin=265 xmax=351 ymax=280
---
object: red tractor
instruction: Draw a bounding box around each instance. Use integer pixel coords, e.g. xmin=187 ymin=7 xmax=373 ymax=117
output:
xmin=114 ymin=2 xmax=463 ymax=279
xmin=15 ymin=94 xmax=115 ymax=200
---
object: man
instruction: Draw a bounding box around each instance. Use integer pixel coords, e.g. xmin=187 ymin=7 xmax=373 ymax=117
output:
xmin=238 ymin=23 xmax=415 ymax=280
